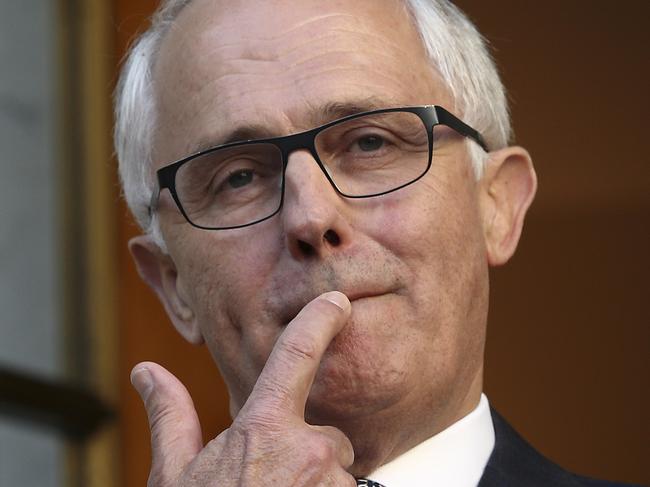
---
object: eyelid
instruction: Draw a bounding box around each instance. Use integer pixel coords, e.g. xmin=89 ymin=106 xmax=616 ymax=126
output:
xmin=335 ymin=124 xmax=395 ymax=139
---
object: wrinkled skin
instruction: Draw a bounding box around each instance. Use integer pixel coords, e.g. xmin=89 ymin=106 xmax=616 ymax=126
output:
xmin=128 ymin=0 xmax=537 ymax=484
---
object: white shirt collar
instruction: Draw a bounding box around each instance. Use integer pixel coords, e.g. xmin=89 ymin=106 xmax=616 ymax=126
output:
xmin=367 ymin=394 xmax=495 ymax=487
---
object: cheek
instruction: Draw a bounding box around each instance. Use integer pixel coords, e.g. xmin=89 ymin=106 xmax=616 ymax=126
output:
xmin=366 ymin=176 xmax=476 ymax=268
xmin=182 ymin=226 xmax=283 ymax=359
xmin=184 ymin=225 xmax=279 ymax=306
xmin=367 ymin=165 xmax=487 ymax=336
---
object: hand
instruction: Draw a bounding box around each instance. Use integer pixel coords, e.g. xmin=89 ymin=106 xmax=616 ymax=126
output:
xmin=131 ymin=291 xmax=356 ymax=487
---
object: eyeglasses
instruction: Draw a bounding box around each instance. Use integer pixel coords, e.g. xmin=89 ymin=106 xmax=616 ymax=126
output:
xmin=150 ymin=105 xmax=487 ymax=230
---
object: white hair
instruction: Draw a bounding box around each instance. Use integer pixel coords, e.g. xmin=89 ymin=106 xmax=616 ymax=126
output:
xmin=114 ymin=0 xmax=510 ymax=239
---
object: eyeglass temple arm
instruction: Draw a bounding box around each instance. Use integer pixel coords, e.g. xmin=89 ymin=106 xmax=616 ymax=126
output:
xmin=435 ymin=106 xmax=489 ymax=152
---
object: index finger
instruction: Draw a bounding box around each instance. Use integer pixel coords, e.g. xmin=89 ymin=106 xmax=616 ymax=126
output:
xmin=246 ymin=291 xmax=351 ymax=418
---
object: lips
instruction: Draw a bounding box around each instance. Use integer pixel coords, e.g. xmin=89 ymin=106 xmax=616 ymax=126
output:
xmin=267 ymin=258 xmax=405 ymax=328
xmin=346 ymin=290 xmax=386 ymax=302
xmin=279 ymin=288 xmax=391 ymax=326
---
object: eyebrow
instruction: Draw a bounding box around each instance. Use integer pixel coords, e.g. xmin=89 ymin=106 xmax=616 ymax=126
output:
xmin=190 ymin=125 xmax=275 ymax=155
xmin=315 ymin=96 xmax=390 ymax=125
xmin=188 ymin=95 xmax=400 ymax=155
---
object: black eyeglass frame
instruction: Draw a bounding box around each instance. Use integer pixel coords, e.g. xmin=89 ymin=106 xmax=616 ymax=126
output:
xmin=151 ymin=105 xmax=488 ymax=230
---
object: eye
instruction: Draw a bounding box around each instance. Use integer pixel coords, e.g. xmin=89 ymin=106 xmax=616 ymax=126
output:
xmin=356 ymin=135 xmax=385 ymax=152
xmin=226 ymin=169 xmax=254 ymax=188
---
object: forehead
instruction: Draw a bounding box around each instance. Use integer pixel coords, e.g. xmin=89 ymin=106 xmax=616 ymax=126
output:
xmin=153 ymin=0 xmax=450 ymax=163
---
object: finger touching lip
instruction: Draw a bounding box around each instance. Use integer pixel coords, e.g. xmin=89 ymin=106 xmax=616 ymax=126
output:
xmin=346 ymin=290 xmax=387 ymax=302
xmin=280 ymin=289 xmax=394 ymax=326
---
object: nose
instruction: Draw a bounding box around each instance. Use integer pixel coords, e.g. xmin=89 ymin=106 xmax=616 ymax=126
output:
xmin=281 ymin=150 xmax=351 ymax=260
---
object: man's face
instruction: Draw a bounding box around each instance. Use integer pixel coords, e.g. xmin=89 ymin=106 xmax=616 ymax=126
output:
xmin=151 ymin=0 xmax=489 ymax=431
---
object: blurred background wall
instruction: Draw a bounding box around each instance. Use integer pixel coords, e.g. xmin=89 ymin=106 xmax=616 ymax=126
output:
xmin=0 ymin=2 xmax=64 ymax=485
xmin=453 ymin=1 xmax=649 ymax=483
xmin=0 ymin=1 xmax=647 ymax=486
xmin=1 ymin=1 xmax=116 ymax=486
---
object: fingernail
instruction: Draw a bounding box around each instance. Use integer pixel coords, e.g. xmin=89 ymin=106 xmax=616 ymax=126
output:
xmin=323 ymin=291 xmax=350 ymax=311
xmin=131 ymin=366 xmax=154 ymax=402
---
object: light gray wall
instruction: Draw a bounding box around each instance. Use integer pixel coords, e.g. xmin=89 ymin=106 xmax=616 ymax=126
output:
xmin=0 ymin=418 xmax=62 ymax=487
xmin=0 ymin=1 xmax=63 ymax=486
xmin=0 ymin=0 xmax=61 ymax=378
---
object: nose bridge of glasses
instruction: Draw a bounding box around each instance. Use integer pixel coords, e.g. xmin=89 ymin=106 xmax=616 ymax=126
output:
xmin=278 ymin=128 xmax=337 ymax=190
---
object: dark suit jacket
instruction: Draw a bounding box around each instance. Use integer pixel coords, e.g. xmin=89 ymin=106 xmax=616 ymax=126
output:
xmin=478 ymin=409 xmax=643 ymax=487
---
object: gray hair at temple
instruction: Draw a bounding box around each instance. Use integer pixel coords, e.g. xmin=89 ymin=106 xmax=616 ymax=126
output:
xmin=114 ymin=0 xmax=511 ymax=241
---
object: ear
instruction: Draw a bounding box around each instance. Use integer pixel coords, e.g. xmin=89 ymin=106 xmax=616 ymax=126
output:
xmin=129 ymin=235 xmax=204 ymax=344
xmin=478 ymin=146 xmax=537 ymax=266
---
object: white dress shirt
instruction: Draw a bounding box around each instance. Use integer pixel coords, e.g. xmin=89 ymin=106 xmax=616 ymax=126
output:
xmin=366 ymin=394 xmax=495 ymax=487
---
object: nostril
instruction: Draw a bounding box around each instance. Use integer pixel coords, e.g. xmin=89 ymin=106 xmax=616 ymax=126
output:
xmin=324 ymin=229 xmax=341 ymax=246
xmin=298 ymin=240 xmax=314 ymax=256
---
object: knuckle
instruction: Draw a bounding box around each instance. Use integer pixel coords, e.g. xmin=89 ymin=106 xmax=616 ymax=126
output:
xmin=229 ymin=417 xmax=259 ymax=441
xmin=277 ymin=333 xmax=319 ymax=364
xmin=254 ymin=377 xmax=294 ymax=405
xmin=306 ymin=435 xmax=337 ymax=465
xmin=231 ymin=411 xmax=281 ymax=442
xmin=148 ymin=404 xmax=178 ymax=436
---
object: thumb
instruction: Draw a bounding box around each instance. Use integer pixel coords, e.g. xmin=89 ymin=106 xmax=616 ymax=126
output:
xmin=131 ymin=362 xmax=203 ymax=485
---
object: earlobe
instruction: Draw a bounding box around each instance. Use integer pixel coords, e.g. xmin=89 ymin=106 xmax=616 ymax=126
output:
xmin=129 ymin=235 xmax=205 ymax=345
xmin=479 ymin=146 xmax=537 ymax=267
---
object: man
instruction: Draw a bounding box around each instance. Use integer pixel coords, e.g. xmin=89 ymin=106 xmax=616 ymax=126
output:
xmin=114 ymin=0 xmax=637 ymax=485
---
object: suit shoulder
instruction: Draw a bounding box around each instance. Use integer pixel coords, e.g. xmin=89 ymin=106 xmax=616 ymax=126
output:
xmin=479 ymin=409 xmax=643 ymax=487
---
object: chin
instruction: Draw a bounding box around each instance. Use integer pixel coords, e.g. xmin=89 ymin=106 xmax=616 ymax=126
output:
xmin=304 ymin=386 xmax=396 ymax=425
xmin=304 ymin=350 xmax=408 ymax=424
